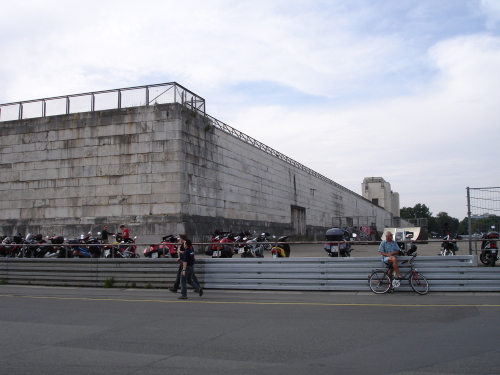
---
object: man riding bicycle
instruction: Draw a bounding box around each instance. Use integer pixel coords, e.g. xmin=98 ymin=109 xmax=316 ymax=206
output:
xmin=378 ymin=231 xmax=403 ymax=279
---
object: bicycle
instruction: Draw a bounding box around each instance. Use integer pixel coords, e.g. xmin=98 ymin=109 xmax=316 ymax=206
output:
xmin=368 ymin=253 xmax=429 ymax=295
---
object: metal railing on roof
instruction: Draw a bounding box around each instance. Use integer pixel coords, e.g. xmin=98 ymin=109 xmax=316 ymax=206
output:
xmin=0 ymin=82 xmax=205 ymax=122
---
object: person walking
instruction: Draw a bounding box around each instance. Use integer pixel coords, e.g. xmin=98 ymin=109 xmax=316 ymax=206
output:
xmin=178 ymin=239 xmax=203 ymax=299
xmin=169 ymin=235 xmax=199 ymax=292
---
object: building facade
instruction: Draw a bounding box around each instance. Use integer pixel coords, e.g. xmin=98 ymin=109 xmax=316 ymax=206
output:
xmin=0 ymin=85 xmax=394 ymax=243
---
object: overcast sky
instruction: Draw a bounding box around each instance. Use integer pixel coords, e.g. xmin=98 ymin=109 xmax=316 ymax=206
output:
xmin=1 ymin=0 xmax=499 ymax=220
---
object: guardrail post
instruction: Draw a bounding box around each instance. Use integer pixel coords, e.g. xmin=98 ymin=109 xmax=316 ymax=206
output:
xmin=145 ymin=86 xmax=149 ymax=106
xmin=91 ymin=93 xmax=95 ymax=112
xmin=19 ymin=102 xmax=23 ymax=120
xmin=42 ymin=100 xmax=46 ymax=117
xmin=118 ymin=89 xmax=122 ymax=109
xmin=65 ymin=96 xmax=70 ymax=115
xmin=467 ymin=187 xmax=472 ymax=255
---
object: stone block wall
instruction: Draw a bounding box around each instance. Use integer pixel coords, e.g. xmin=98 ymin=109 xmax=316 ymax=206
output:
xmin=0 ymin=103 xmax=390 ymax=243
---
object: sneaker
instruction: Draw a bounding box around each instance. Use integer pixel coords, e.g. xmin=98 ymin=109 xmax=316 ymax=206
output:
xmin=168 ymin=287 xmax=178 ymax=293
xmin=198 ymin=288 xmax=203 ymax=297
xmin=178 ymin=296 xmax=187 ymax=299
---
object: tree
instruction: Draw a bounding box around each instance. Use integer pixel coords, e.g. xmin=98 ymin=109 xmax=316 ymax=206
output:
xmin=401 ymin=204 xmax=432 ymax=220
xmin=458 ymin=214 xmax=500 ymax=235
xmin=400 ymin=203 xmax=461 ymax=234
xmin=434 ymin=212 xmax=459 ymax=235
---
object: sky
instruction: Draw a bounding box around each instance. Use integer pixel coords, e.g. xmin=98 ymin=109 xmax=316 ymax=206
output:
xmin=1 ymin=0 xmax=499 ymax=220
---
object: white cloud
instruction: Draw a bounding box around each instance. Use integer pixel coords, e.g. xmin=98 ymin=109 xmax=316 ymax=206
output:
xmin=481 ymin=0 xmax=500 ymax=30
xmin=0 ymin=1 xmax=413 ymax=101
xmin=0 ymin=0 xmax=498 ymax=220
xmin=226 ymin=32 xmax=500 ymax=219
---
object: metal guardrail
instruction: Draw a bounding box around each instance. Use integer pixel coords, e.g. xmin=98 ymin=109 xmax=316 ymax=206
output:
xmin=2 ymin=255 xmax=499 ymax=292
xmin=0 ymin=258 xmax=187 ymax=288
xmin=202 ymin=256 xmax=485 ymax=292
xmin=0 ymin=82 xmax=205 ymax=122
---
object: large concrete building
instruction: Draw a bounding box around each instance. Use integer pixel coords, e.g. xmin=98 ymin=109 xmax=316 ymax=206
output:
xmin=361 ymin=177 xmax=400 ymax=217
xmin=0 ymin=83 xmax=394 ymax=243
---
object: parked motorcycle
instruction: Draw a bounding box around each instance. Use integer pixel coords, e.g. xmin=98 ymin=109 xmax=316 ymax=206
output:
xmin=22 ymin=234 xmax=51 ymax=258
xmin=270 ymin=235 xmax=291 ymax=258
xmin=144 ymin=235 xmax=178 ymax=258
xmin=33 ymin=238 xmax=53 ymax=258
xmin=0 ymin=235 xmax=24 ymax=257
xmin=18 ymin=234 xmax=38 ymax=258
xmin=398 ymin=232 xmax=418 ymax=256
xmin=69 ymin=236 xmax=91 ymax=258
xmin=85 ymin=233 xmax=102 ymax=258
xmin=240 ymin=232 xmax=271 ymax=258
xmin=439 ymin=231 xmax=460 ymax=256
xmin=41 ymin=236 xmax=63 ymax=258
xmin=104 ymin=236 xmax=139 ymax=258
xmin=47 ymin=236 xmax=72 ymax=258
xmin=479 ymin=230 xmax=499 ymax=266
xmin=230 ymin=231 xmax=248 ymax=254
xmin=205 ymin=230 xmax=235 ymax=258
xmin=324 ymin=228 xmax=355 ymax=257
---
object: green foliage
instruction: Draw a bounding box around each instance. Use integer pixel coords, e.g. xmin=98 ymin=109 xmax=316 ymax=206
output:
xmin=0 ymin=279 xmax=7 ymax=285
xmin=401 ymin=203 xmax=432 ymax=219
xmin=104 ymin=277 xmax=115 ymax=288
xmin=401 ymin=203 xmax=460 ymax=234
xmin=433 ymin=212 xmax=460 ymax=234
xmin=144 ymin=283 xmax=152 ymax=289
xmin=458 ymin=214 xmax=500 ymax=235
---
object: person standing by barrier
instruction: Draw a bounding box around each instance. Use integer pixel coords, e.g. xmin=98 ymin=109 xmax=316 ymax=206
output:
xmin=378 ymin=231 xmax=403 ymax=278
xmin=179 ymin=239 xmax=203 ymax=299
xmin=169 ymin=234 xmax=199 ymax=292
xmin=101 ymin=225 xmax=111 ymax=244
xmin=119 ymin=224 xmax=130 ymax=241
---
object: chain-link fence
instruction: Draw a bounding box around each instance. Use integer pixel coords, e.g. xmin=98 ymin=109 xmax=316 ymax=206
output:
xmin=0 ymin=82 xmax=205 ymax=122
xmin=331 ymin=216 xmax=380 ymax=241
xmin=466 ymin=187 xmax=500 ymax=254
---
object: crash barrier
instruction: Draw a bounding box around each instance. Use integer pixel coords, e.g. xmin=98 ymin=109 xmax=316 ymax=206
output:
xmin=0 ymin=258 xmax=187 ymax=288
xmin=1 ymin=255 xmax=500 ymax=292
xmin=203 ymin=255 xmax=500 ymax=292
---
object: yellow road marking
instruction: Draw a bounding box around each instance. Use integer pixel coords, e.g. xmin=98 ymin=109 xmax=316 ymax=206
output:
xmin=0 ymin=294 xmax=499 ymax=307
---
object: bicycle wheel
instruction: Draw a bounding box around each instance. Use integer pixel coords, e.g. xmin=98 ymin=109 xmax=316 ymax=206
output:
xmin=369 ymin=271 xmax=391 ymax=294
xmin=410 ymin=272 xmax=429 ymax=295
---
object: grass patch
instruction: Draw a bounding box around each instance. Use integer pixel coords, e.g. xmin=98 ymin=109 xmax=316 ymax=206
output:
xmin=104 ymin=277 xmax=115 ymax=288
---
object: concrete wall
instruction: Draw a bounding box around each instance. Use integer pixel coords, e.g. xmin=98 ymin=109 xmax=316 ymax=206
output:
xmin=0 ymin=103 xmax=390 ymax=243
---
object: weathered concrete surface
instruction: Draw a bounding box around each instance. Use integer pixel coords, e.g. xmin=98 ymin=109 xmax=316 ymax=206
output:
xmin=0 ymin=103 xmax=390 ymax=242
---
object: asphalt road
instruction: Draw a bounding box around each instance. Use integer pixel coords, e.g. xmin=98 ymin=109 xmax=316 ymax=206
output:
xmin=1 ymin=285 xmax=500 ymax=375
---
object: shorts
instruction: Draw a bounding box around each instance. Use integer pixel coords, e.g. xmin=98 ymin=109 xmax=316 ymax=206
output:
xmin=381 ymin=256 xmax=391 ymax=265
